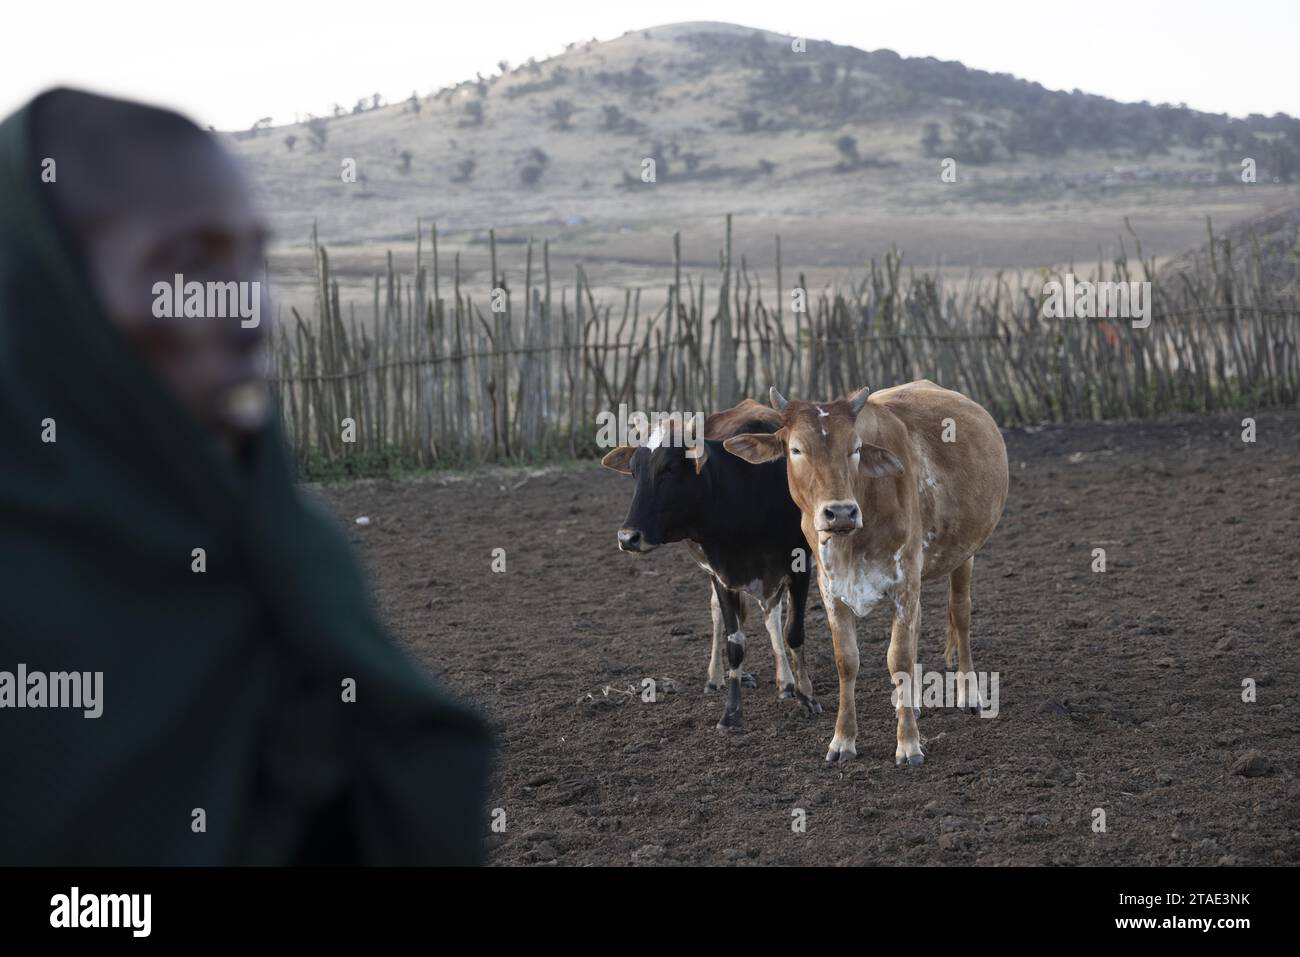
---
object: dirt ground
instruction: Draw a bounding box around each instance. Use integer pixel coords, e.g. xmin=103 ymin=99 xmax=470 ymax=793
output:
xmin=316 ymin=409 xmax=1300 ymax=866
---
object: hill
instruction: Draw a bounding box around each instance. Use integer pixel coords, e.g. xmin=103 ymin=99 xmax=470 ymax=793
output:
xmin=232 ymin=21 xmax=1300 ymax=311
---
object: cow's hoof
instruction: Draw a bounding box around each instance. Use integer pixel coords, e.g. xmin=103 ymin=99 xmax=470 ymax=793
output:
xmin=703 ymin=680 xmax=723 ymax=694
xmin=895 ymin=748 xmax=925 ymax=767
xmin=778 ymin=683 xmax=796 ymax=700
xmin=824 ymin=737 xmax=856 ymax=763
xmin=913 ymin=706 xmax=921 ymax=721
xmin=716 ymin=713 xmax=743 ymax=731
xmin=957 ymin=682 xmax=983 ymax=715
xmin=740 ymin=671 xmax=758 ymax=689
xmin=797 ymin=692 xmax=823 ymax=717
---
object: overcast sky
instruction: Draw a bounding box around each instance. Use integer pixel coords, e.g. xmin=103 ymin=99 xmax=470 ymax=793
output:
xmin=4 ymin=0 xmax=1296 ymax=130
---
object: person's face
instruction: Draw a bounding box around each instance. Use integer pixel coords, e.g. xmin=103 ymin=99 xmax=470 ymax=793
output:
xmin=79 ymin=140 xmax=271 ymax=452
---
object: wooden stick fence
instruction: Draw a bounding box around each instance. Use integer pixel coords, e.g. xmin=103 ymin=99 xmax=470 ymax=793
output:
xmin=269 ymin=215 xmax=1300 ymax=477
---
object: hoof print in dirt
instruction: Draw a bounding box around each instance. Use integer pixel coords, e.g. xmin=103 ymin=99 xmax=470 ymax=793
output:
xmin=536 ymin=776 xmax=594 ymax=806
xmin=525 ymin=840 xmax=560 ymax=864
xmin=631 ymin=844 xmax=666 ymax=865
xmin=1037 ymin=699 xmax=1071 ymax=718
xmin=1229 ymin=749 xmax=1271 ymax=777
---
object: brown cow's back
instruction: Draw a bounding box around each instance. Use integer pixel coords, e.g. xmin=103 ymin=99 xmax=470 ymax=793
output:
xmin=867 ymin=380 xmax=1009 ymax=580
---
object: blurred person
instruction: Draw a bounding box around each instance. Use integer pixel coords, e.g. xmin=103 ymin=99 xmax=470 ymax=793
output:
xmin=0 ymin=89 xmax=491 ymax=865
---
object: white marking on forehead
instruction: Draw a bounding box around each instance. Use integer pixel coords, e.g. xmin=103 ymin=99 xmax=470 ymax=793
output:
xmin=817 ymin=406 xmax=829 ymax=417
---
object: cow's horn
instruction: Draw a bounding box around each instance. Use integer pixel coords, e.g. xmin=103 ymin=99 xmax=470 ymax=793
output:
xmin=848 ymin=386 xmax=871 ymax=413
xmin=769 ymin=386 xmax=788 ymax=411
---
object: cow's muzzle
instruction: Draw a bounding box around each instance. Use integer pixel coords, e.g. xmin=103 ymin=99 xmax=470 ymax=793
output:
xmin=816 ymin=500 xmax=861 ymax=534
xmin=617 ymin=528 xmax=658 ymax=553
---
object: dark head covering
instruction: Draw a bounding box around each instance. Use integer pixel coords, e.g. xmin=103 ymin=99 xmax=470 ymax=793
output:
xmin=0 ymin=90 xmax=491 ymax=865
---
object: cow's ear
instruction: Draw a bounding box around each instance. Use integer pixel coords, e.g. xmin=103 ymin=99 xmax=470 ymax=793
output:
xmin=859 ymin=443 xmax=903 ymax=477
xmin=601 ymin=446 xmax=636 ymax=474
xmin=724 ymin=431 xmax=785 ymax=464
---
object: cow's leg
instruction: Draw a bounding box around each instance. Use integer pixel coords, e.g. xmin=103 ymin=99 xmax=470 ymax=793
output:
xmin=712 ymin=580 xmax=747 ymax=730
xmin=705 ymin=587 xmax=727 ymax=694
xmin=736 ymin=596 xmax=757 ymax=689
xmin=889 ymin=578 xmax=925 ymax=766
xmin=823 ymin=589 xmax=860 ymax=762
xmin=784 ymin=570 xmax=821 ymax=716
xmin=762 ymin=597 xmax=797 ymax=699
xmin=945 ymin=555 xmax=980 ymax=714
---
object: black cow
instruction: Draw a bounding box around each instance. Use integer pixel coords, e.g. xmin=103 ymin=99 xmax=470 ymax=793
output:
xmin=600 ymin=400 xmax=821 ymax=730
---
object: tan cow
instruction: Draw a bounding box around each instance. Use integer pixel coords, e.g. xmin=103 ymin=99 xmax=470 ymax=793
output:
xmin=724 ymin=380 xmax=1008 ymax=765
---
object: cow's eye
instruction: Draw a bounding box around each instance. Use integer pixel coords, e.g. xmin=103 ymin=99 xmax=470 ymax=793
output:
xmin=789 ymin=446 xmax=802 ymax=457
xmin=851 ymin=448 xmax=862 ymax=464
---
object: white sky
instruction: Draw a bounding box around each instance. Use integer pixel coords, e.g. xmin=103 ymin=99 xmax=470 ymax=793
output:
xmin=3 ymin=0 xmax=1297 ymax=130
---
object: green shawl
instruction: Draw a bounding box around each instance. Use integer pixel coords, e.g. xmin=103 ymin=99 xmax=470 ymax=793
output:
xmin=0 ymin=94 xmax=491 ymax=865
